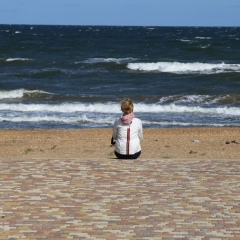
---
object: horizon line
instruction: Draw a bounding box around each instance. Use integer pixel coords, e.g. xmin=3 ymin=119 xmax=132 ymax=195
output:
xmin=0 ymin=23 xmax=239 ymax=28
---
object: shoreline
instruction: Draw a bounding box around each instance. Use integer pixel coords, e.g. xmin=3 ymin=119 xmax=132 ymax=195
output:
xmin=0 ymin=127 xmax=239 ymax=161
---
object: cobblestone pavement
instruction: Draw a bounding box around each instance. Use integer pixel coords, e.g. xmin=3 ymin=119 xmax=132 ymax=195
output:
xmin=0 ymin=158 xmax=240 ymax=239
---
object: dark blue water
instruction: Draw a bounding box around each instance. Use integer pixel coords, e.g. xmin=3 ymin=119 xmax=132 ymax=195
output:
xmin=0 ymin=25 xmax=240 ymax=129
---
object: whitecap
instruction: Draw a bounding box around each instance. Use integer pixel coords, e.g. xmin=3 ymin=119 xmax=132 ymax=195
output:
xmin=179 ymin=39 xmax=192 ymax=42
xmin=0 ymin=102 xmax=240 ymax=117
xmin=6 ymin=58 xmax=32 ymax=62
xmin=0 ymin=89 xmax=25 ymax=99
xmin=159 ymin=95 xmax=212 ymax=104
xmin=0 ymin=89 xmax=53 ymax=100
xmin=0 ymin=114 xmax=114 ymax=126
xmin=134 ymin=103 xmax=240 ymax=116
xmin=82 ymin=57 xmax=138 ymax=64
xmin=141 ymin=120 xmax=238 ymax=127
xmin=195 ymin=37 xmax=212 ymax=39
xmin=200 ymin=45 xmax=211 ymax=49
xmin=0 ymin=102 xmax=119 ymax=113
xmin=127 ymin=61 xmax=240 ymax=74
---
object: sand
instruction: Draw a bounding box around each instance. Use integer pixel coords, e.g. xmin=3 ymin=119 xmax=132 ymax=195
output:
xmin=0 ymin=127 xmax=239 ymax=161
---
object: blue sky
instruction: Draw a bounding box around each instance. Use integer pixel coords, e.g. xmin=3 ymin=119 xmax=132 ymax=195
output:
xmin=0 ymin=0 xmax=239 ymax=26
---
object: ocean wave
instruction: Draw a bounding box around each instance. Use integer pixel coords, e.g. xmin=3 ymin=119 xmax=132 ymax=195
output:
xmin=30 ymin=68 xmax=64 ymax=78
xmin=159 ymin=94 xmax=240 ymax=106
xmin=200 ymin=45 xmax=211 ymax=49
xmin=0 ymin=114 xmax=238 ymax=128
xmin=0 ymin=102 xmax=240 ymax=116
xmin=0 ymin=115 xmax=114 ymax=126
xmin=5 ymin=58 xmax=32 ymax=62
xmin=0 ymin=89 xmax=25 ymax=99
xmin=82 ymin=57 xmax=138 ymax=64
xmin=159 ymin=95 xmax=213 ymax=105
xmin=141 ymin=120 xmax=237 ymax=127
xmin=0 ymin=89 xmax=53 ymax=100
xmin=0 ymin=103 xmax=119 ymax=113
xmin=127 ymin=62 xmax=240 ymax=74
xmin=0 ymin=116 xmax=73 ymax=123
xmin=135 ymin=103 xmax=240 ymax=116
xmin=195 ymin=37 xmax=212 ymax=39
xmin=178 ymin=39 xmax=193 ymax=42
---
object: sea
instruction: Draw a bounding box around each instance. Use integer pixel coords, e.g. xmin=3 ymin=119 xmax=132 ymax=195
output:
xmin=0 ymin=24 xmax=240 ymax=129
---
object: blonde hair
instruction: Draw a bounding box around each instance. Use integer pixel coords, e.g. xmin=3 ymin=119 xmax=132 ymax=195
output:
xmin=121 ymin=98 xmax=134 ymax=114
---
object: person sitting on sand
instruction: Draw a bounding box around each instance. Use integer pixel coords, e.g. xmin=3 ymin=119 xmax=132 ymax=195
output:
xmin=111 ymin=98 xmax=143 ymax=159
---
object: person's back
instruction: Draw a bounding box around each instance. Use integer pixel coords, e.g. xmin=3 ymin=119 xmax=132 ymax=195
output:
xmin=112 ymin=98 xmax=143 ymax=159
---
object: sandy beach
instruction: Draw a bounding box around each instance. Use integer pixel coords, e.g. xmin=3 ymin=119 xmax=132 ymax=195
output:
xmin=0 ymin=127 xmax=239 ymax=161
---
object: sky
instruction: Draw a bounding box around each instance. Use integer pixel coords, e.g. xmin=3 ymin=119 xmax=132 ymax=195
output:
xmin=0 ymin=0 xmax=239 ymax=27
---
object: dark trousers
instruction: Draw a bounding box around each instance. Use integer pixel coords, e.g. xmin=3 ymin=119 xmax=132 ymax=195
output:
xmin=114 ymin=151 xmax=141 ymax=160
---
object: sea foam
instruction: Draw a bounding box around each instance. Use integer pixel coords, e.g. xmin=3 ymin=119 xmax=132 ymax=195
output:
xmin=0 ymin=102 xmax=239 ymax=116
xmin=82 ymin=57 xmax=138 ymax=64
xmin=0 ymin=89 xmax=25 ymax=99
xmin=6 ymin=58 xmax=32 ymax=62
xmin=127 ymin=62 xmax=240 ymax=74
xmin=0 ymin=89 xmax=52 ymax=100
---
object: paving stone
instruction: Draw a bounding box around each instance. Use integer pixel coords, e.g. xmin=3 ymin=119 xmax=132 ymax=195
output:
xmin=0 ymin=158 xmax=239 ymax=239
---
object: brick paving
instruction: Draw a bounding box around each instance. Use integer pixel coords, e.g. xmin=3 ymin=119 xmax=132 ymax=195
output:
xmin=0 ymin=158 xmax=240 ymax=239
